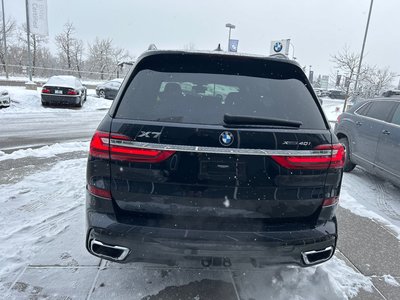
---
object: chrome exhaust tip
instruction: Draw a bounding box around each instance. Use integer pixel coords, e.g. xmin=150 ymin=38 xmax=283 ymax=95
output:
xmin=90 ymin=239 xmax=130 ymax=261
xmin=302 ymin=246 xmax=334 ymax=265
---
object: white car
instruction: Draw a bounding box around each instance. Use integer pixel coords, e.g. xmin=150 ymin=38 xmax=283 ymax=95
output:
xmin=0 ymin=90 xmax=10 ymax=108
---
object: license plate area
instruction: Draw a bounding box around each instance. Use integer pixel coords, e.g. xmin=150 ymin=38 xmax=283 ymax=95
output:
xmin=54 ymin=89 xmax=63 ymax=94
xmin=199 ymin=161 xmax=246 ymax=181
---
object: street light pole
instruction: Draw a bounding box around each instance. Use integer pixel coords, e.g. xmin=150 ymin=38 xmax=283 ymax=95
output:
xmin=354 ymin=0 xmax=374 ymax=94
xmin=1 ymin=0 xmax=8 ymax=79
xmin=25 ymin=0 xmax=32 ymax=82
xmin=225 ymin=23 xmax=235 ymax=51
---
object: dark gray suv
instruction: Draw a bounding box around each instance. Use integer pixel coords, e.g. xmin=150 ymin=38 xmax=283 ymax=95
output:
xmin=335 ymin=98 xmax=400 ymax=186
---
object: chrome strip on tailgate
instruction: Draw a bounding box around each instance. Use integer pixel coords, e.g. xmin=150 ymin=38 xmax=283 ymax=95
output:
xmin=109 ymin=140 xmax=332 ymax=157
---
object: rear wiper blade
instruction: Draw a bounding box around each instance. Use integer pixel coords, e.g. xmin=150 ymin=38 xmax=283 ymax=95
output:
xmin=223 ymin=114 xmax=302 ymax=128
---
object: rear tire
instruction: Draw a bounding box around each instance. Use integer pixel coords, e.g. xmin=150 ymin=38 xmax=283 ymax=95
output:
xmin=339 ymin=137 xmax=356 ymax=172
xmin=99 ymin=90 xmax=106 ymax=99
xmin=77 ymin=96 xmax=83 ymax=108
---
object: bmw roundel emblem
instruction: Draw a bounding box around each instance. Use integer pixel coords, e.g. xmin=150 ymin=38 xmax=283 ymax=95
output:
xmin=273 ymin=41 xmax=283 ymax=53
xmin=219 ymin=131 xmax=234 ymax=146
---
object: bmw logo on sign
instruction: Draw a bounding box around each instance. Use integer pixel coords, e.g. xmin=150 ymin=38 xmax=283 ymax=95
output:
xmin=273 ymin=41 xmax=283 ymax=53
xmin=219 ymin=131 xmax=234 ymax=146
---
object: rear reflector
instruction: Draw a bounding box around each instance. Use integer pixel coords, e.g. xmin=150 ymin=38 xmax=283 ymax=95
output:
xmin=271 ymin=144 xmax=345 ymax=170
xmin=322 ymin=196 xmax=339 ymax=207
xmin=67 ymin=89 xmax=78 ymax=95
xmin=87 ymin=184 xmax=111 ymax=199
xmin=89 ymin=131 xmax=175 ymax=163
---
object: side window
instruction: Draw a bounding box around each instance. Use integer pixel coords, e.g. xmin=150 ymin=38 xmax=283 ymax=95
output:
xmin=365 ymin=101 xmax=396 ymax=122
xmin=356 ymin=102 xmax=371 ymax=116
xmin=390 ymin=104 xmax=400 ymax=126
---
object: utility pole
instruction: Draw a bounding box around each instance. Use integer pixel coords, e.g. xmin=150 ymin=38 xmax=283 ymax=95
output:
xmin=1 ymin=0 xmax=8 ymax=79
xmin=25 ymin=0 xmax=32 ymax=82
xmin=354 ymin=0 xmax=374 ymax=94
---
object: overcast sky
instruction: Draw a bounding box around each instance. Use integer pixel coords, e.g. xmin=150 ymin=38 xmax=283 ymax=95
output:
xmin=4 ymin=0 xmax=400 ymax=78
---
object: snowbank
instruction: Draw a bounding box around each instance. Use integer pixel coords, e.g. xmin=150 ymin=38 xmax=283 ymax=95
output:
xmin=0 ymin=141 xmax=89 ymax=162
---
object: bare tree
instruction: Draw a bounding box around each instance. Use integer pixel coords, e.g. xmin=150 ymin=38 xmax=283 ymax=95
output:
xmin=19 ymin=24 xmax=49 ymax=76
xmin=362 ymin=67 xmax=396 ymax=97
xmin=331 ymin=46 xmax=362 ymax=97
xmin=55 ymin=22 xmax=84 ymax=75
xmin=0 ymin=17 xmax=16 ymax=73
xmin=87 ymin=37 xmax=132 ymax=80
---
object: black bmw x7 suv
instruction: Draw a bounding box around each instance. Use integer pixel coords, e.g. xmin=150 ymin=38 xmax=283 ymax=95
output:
xmin=86 ymin=50 xmax=344 ymax=267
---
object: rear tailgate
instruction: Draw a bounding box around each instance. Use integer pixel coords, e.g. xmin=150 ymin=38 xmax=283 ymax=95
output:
xmin=107 ymin=52 xmax=340 ymax=230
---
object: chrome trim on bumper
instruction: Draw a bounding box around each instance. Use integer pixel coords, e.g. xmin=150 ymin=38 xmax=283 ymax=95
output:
xmin=302 ymin=246 xmax=333 ymax=265
xmin=90 ymin=239 xmax=130 ymax=261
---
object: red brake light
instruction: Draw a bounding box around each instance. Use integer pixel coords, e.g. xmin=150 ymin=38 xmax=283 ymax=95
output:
xmin=89 ymin=131 xmax=175 ymax=163
xmin=67 ymin=89 xmax=78 ymax=95
xmin=89 ymin=131 xmax=110 ymax=159
xmin=271 ymin=144 xmax=345 ymax=170
xmin=322 ymin=196 xmax=339 ymax=207
xmin=110 ymin=134 xmax=175 ymax=163
xmin=42 ymin=88 xmax=50 ymax=93
xmin=337 ymin=114 xmax=341 ymax=123
xmin=87 ymin=184 xmax=111 ymax=199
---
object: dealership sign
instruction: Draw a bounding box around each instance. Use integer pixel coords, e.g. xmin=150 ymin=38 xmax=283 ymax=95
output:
xmin=28 ymin=0 xmax=48 ymax=36
xmin=270 ymin=39 xmax=290 ymax=56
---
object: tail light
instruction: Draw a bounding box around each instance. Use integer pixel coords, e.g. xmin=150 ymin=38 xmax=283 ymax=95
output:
xmin=42 ymin=88 xmax=50 ymax=93
xmin=322 ymin=197 xmax=339 ymax=207
xmin=337 ymin=114 xmax=341 ymax=123
xmin=89 ymin=131 xmax=175 ymax=163
xmin=88 ymin=131 xmax=175 ymax=199
xmin=67 ymin=89 xmax=78 ymax=95
xmin=271 ymin=144 xmax=345 ymax=170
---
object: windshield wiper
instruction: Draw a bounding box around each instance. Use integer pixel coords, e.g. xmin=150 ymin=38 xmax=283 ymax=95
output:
xmin=223 ymin=114 xmax=302 ymax=128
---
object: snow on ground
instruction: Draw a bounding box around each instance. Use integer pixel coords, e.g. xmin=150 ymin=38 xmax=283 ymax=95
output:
xmin=321 ymin=98 xmax=344 ymax=123
xmin=0 ymin=86 xmax=112 ymax=113
xmin=0 ymin=158 xmax=86 ymax=294
xmin=0 ymin=141 xmax=89 ymax=161
xmin=0 ymin=147 xmax=373 ymax=299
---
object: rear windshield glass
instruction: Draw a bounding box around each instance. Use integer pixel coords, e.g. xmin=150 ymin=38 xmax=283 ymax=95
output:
xmin=115 ymin=54 xmax=326 ymax=129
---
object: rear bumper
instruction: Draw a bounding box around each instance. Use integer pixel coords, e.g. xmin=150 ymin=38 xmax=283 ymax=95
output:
xmin=41 ymin=94 xmax=80 ymax=105
xmin=86 ymin=208 xmax=337 ymax=267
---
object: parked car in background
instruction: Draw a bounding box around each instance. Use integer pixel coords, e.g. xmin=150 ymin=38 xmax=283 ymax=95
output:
xmin=0 ymin=90 xmax=10 ymax=108
xmin=86 ymin=50 xmax=344 ymax=268
xmin=96 ymin=78 xmax=123 ymax=100
xmin=335 ymin=98 xmax=400 ymax=186
xmin=382 ymin=89 xmax=400 ymax=97
xmin=41 ymin=75 xmax=87 ymax=107
xmin=328 ymin=90 xmax=346 ymax=99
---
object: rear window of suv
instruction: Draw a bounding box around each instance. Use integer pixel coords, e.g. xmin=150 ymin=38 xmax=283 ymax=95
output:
xmin=114 ymin=53 xmax=327 ymax=129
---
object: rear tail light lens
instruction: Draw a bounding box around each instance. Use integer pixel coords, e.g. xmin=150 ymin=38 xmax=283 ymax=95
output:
xmin=87 ymin=184 xmax=111 ymax=199
xmin=271 ymin=144 xmax=345 ymax=170
xmin=89 ymin=131 xmax=175 ymax=163
xmin=337 ymin=114 xmax=341 ymax=123
xmin=322 ymin=196 xmax=339 ymax=207
xmin=67 ymin=89 xmax=78 ymax=95
xmin=42 ymin=88 xmax=50 ymax=93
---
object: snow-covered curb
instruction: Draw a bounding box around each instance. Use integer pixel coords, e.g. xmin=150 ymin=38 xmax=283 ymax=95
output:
xmin=339 ymin=190 xmax=400 ymax=239
xmin=0 ymin=141 xmax=89 ymax=161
